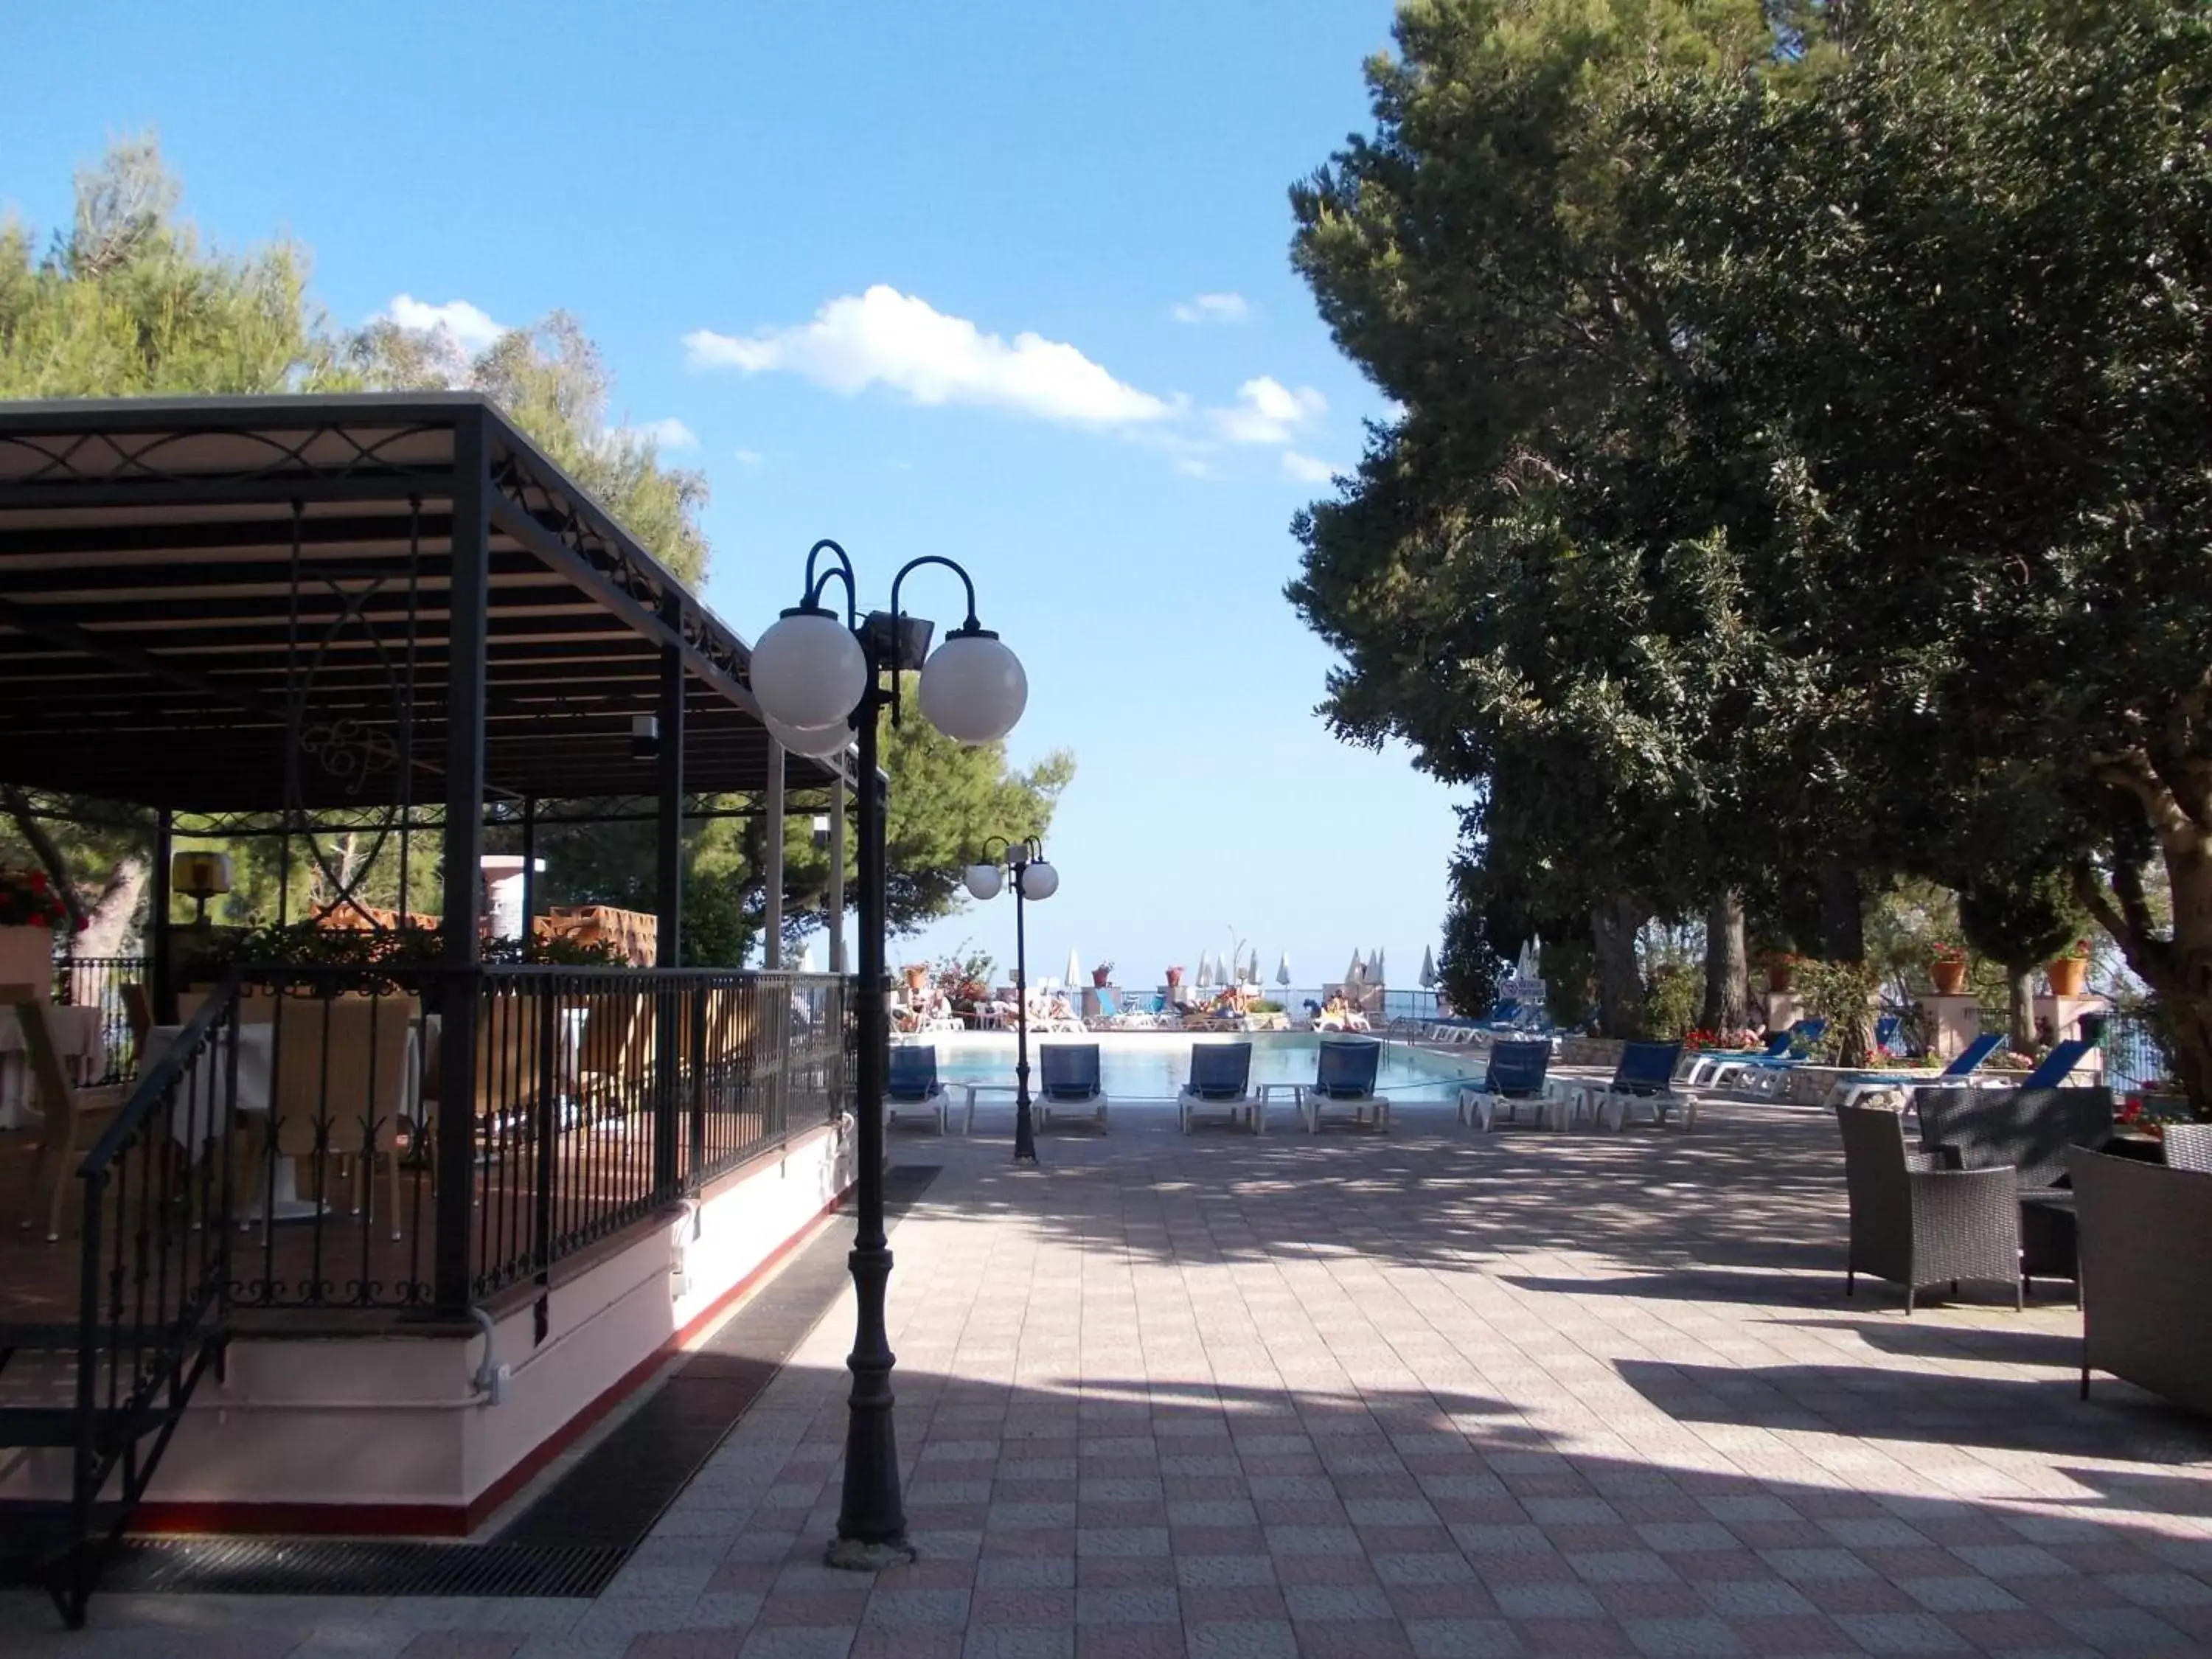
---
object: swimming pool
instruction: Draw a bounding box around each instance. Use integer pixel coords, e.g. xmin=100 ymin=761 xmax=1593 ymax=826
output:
xmin=901 ymin=1030 xmax=1486 ymax=1101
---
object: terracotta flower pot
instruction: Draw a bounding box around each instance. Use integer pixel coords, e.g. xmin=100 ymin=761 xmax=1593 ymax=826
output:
xmin=1092 ymin=968 xmax=1110 ymax=987
xmin=902 ymin=964 xmax=930 ymax=994
xmin=2047 ymin=957 xmax=2088 ymax=997
xmin=1765 ymin=962 xmax=1795 ymax=995
xmin=1164 ymin=969 xmax=1183 ymax=987
xmin=1931 ymin=959 xmax=1968 ymax=995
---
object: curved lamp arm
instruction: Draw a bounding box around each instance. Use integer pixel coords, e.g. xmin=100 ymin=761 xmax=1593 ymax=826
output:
xmin=886 ymin=554 xmax=986 ymax=727
xmin=801 ymin=538 xmax=860 ymax=629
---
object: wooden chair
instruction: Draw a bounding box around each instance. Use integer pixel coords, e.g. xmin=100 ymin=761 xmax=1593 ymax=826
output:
xmin=121 ymin=982 xmax=153 ymax=1049
xmin=417 ymin=990 xmax=548 ymax=1175
xmin=16 ymin=1000 xmax=131 ymax=1242
xmin=265 ymin=995 xmax=418 ymax=1237
xmin=574 ymin=988 xmax=658 ymax=1116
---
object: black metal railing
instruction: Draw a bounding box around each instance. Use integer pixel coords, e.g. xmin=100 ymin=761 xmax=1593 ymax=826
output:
xmin=52 ymin=955 xmax=149 ymax=1087
xmin=169 ymin=964 xmax=849 ymax=1312
xmin=44 ymin=978 xmax=243 ymax=1626
xmin=2101 ymin=1006 xmax=2171 ymax=1096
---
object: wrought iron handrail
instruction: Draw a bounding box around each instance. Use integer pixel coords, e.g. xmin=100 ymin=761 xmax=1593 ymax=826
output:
xmin=48 ymin=970 xmax=243 ymax=1627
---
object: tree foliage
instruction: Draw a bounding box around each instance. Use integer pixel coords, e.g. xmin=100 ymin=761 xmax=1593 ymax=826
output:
xmin=1290 ymin=0 xmax=2212 ymax=1100
xmin=2 ymin=139 xmax=1074 ymax=963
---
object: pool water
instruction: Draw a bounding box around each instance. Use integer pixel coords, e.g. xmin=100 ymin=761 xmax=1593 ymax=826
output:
xmin=906 ymin=1031 xmax=1485 ymax=1102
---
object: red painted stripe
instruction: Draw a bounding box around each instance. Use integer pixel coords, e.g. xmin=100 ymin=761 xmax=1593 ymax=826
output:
xmin=134 ymin=1158 xmax=857 ymax=1540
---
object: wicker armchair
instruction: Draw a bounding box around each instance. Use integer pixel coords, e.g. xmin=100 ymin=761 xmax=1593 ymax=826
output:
xmin=2163 ymin=1122 xmax=2212 ymax=1173
xmin=1837 ymin=1104 xmax=2022 ymax=1312
xmin=2073 ymin=1150 xmax=2212 ymax=1415
xmin=1917 ymin=1085 xmax=2113 ymax=1290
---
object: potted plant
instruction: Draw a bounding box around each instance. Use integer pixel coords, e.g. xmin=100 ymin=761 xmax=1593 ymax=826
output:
xmin=902 ymin=963 xmax=931 ymax=995
xmin=1764 ymin=953 xmax=1798 ymax=995
xmin=1930 ymin=940 xmax=1969 ymax=996
xmin=1164 ymin=964 xmax=1184 ymax=990
xmin=0 ymin=867 xmax=71 ymax=994
xmin=1092 ymin=960 xmax=1113 ymax=988
xmin=2047 ymin=937 xmax=2091 ymax=998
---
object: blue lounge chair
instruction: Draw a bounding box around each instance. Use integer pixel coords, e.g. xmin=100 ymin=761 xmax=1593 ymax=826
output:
xmin=1093 ymin=987 xmax=1155 ymax=1029
xmin=1688 ymin=1031 xmax=1792 ymax=1088
xmin=1458 ymin=1039 xmax=1554 ymax=1131
xmin=1580 ymin=1040 xmax=1694 ymax=1131
xmin=887 ymin=1043 xmax=947 ymax=1133
xmin=1300 ymin=1037 xmax=1387 ymax=1133
xmin=2019 ymin=1038 xmax=2093 ymax=1090
xmin=1874 ymin=1014 xmax=1902 ymax=1056
xmin=1737 ymin=1019 xmax=1832 ymax=1096
xmin=1038 ymin=1042 xmax=1109 ymax=1130
xmin=1828 ymin=1030 xmax=2008 ymax=1109
xmin=1178 ymin=1041 xmax=1261 ymax=1133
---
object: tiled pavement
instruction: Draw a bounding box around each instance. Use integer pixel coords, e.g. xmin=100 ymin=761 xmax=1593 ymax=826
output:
xmin=10 ymin=1098 xmax=2212 ymax=1656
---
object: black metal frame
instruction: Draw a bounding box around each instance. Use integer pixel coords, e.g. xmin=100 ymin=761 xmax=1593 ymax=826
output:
xmin=770 ymin=538 xmax=1012 ymax=1570
xmin=0 ymin=397 xmax=886 ymax=1624
xmin=975 ymin=835 xmax=1048 ymax=1166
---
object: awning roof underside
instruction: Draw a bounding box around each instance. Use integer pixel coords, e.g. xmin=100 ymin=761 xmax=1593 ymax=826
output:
xmin=0 ymin=396 xmax=854 ymax=813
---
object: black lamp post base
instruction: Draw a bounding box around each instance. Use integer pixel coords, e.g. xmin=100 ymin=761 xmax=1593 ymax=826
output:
xmin=824 ymin=1535 xmax=919 ymax=1571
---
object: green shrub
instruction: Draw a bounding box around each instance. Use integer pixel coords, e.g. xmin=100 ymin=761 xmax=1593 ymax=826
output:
xmin=1641 ymin=964 xmax=1701 ymax=1040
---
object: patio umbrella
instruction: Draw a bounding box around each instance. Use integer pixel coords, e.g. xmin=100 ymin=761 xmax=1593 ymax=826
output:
xmin=1276 ymin=951 xmax=1291 ymax=988
xmin=1344 ymin=950 xmax=1364 ymax=987
xmin=1197 ymin=952 xmax=1214 ymax=987
xmin=799 ymin=942 xmax=817 ymax=973
xmin=1419 ymin=946 xmax=1436 ymax=988
xmin=1372 ymin=947 xmax=1386 ymax=984
xmin=1065 ymin=948 xmax=1082 ymax=987
xmin=1517 ymin=938 xmax=1540 ymax=980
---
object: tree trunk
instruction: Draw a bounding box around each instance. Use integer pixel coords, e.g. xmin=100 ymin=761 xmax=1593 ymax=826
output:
xmin=2007 ymin=967 xmax=2034 ymax=1051
xmin=77 ymin=854 xmax=147 ymax=959
xmin=1701 ymin=887 xmax=1747 ymax=1032
xmin=1590 ymin=895 xmax=1647 ymax=1039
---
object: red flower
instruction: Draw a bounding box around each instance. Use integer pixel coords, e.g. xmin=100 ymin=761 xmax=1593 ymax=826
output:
xmin=27 ymin=872 xmax=45 ymax=890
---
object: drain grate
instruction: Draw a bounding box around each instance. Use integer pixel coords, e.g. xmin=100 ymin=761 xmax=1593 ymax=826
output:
xmin=4 ymin=1164 xmax=947 ymax=1601
xmin=74 ymin=1538 xmax=629 ymax=1599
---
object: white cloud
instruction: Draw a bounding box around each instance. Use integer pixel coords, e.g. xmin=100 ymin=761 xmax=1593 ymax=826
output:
xmin=1281 ymin=451 xmax=1337 ymax=484
xmin=621 ymin=417 xmax=698 ymax=452
xmin=1172 ymin=292 xmax=1250 ymax=325
xmin=684 ymin=285 xmax=1174 ymax=427
xmin=1214 ymin=377 xmax=1327 ymax=445
xmin=732 ymin=448 xmax=765 ymax=467
xmin=1172 ymin=455 xmax=1214 ymax=479
xmin=386 ymin=294 xmax=506 ymax=355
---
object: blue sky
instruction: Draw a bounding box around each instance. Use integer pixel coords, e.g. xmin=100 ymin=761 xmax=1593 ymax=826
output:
xmin=8 ymin=1 xmax=1463 ymax=993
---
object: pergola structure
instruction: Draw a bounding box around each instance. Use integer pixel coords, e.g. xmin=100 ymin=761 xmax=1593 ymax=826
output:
xmin=0 ymin=392 xmax=858 ymax=975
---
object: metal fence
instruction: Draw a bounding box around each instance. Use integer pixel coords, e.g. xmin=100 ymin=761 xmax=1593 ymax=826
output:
xmin=93 ymin=964 xmax=848 ymax=1313
xmin=2099 ymin=1007 xmax=2170 ymax=1096
xmin=52 ymin=954 xmax=147 ymax=1087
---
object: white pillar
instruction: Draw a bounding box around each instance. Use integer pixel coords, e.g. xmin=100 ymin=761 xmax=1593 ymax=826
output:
xmin=762 ymin=740 xmax=785 ymax=970
xmin=829 ymin=781 xmax=847 ymax=974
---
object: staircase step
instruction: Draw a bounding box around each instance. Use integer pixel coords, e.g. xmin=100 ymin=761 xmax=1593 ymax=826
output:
xmin=0 ymin=1498 xmax=128 ymax=1565
xmin=0 ymin=1323 xmax=83 ymax=1355
xmin=0 ymin=1405 xmax=167 ymax=1449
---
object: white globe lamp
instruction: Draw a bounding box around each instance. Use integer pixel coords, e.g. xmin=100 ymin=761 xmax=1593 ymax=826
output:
xmin=763 ymin=714 xmax=851 ymax=760
xmin=963 ymin=862 xmax=1004 ymax=902
xmin=751 ymin=608 xmax=869 ymax=731
xmin=917 ymin=628 xmax=1026 ymax=744
xmin=1018 ymin=859 xmax=1058 ymax=902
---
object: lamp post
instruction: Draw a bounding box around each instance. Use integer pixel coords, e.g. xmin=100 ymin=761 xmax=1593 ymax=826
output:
xmin=749 ymin=539 xmax=1028 ymax=1572
xmin=963 ymin=838 xmax=1057 ymax=1166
